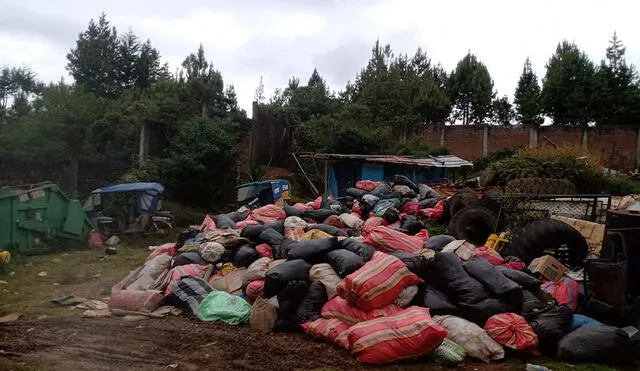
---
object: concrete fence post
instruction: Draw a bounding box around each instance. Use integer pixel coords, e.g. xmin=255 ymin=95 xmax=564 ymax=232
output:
xmin=529 ymin=127 xmax=538 ymax=148
xmin=582 ymin=127 xmax=588 ymax=153
xmin=439 ymin=125 xmax=445 ymax=147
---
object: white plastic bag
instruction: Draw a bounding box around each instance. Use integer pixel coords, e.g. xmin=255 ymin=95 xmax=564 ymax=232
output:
xmin=394 ymin=285 xmax=419 ymax=307
xmin=433 ymin=315 xmax=504 ymax=363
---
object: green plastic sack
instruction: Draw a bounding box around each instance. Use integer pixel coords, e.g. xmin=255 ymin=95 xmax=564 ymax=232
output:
xmin=431 ymin=339 xmax=466 ymax=365
xmin=197 ymin=291 xmax=252 ymax=325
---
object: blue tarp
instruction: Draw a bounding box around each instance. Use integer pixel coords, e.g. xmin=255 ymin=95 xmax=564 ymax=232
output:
xmin=92 ymin=182 xmax=164 ymax=195
xmin=362 ymin=165 xmax=384 ymax=181
xmin=327 ymin=166 xmax=339 ymax=198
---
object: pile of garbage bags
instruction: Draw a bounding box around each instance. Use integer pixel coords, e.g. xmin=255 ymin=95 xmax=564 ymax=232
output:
xmin=108 ymin=176 xmax=637 ymax=366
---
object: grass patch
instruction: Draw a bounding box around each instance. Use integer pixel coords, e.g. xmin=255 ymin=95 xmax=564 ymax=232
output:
xmin=0 ymin=242 xmax=151 ymax=318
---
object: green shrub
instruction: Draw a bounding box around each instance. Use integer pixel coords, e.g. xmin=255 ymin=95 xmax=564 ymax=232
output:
xmin=603 ymin=176 xmax=640 ymax=195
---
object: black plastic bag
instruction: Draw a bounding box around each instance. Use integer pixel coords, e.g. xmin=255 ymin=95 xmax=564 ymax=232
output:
xmin=275 ymin=280 xmax=309 ymax=332
xmin=424 ymin=235 xmax=455 ymax=252
xmin=218 ymin=248 xmax=236 ymax=263
xmin=286 ymin=237 xmax=339 ymax=264
xmin=557 ymin=324 xmax=635 ymax=364
xmin=233 ymin=244 xmax=260 ymax=268
xmin=304 ymin=209 xmax=336 ymax=223
xmin=419 ymin=198 xmax=439 ymax=209
xmin=273 ymin=237 xmax=297 ymax=260
xmin=382 ymin=207 xmax=400 ymax=224
xmin=241 ymin=221 xmax=285 ymax=242
xmin=172 ymin=251 xmax=207 ymax=267
xmin=495 ymin=266 xmax=542 ymax=290
xmin=339 ymin=238 xmax=375 ymax=261
xmin=305 ymin=224 xmax=348 ymax=237
xmin=390 ymin=250 xmax=429 ymax=278
xmin=227 ymin=210 xmax=249 ymax=222
xmin=296 ymin=281 xmax=328 ymax=324
xmin=464 ymin=259 xmax=521 ymax=296
xmin=393 ymin=174 xmax=419 ymax=192
xmin=258 ymin=228 xmax=285 ymax=248
xmin=400 ymin=215 xmax=426 ymax=235
xmin=521 ymin=290 xmax=553 ymax=318
xmin=284 ymin=202 xmax=304 ymax=218
xmin=327 ymin=249 xmax=364 ymax=278
xmin=420 ymin=284 xmax=458 ymax=315
xmin=264 ymin=259 xmax=312 ymax=298
xmin=370 ymin=184 xmax=392 ymax=198
xmin=529 ymin=304 xmax=573 ymax=350
xmin=176 ymin=228 xmax=201 ymax=249
xmin=215 ymin=214 xmax=237 ymax=229
xmin=346 ymin=188 xmax=368 ymax=199
xmin=431 ymin=252 xmax=491 ymax=304
xmin=458 ymin=298 xmax=516 ymax=326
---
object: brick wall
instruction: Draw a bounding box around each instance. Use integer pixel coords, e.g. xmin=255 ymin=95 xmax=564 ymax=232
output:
xmin=419 ymin=125 xmax=640 ymax=170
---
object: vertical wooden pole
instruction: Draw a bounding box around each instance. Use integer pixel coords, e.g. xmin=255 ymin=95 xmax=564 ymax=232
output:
xmin=324 ymin=160 xmax=329 ymax=195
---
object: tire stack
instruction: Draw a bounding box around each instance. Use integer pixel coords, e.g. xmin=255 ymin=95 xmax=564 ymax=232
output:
xmin=446 ymin=189 xmax=505 ymax=246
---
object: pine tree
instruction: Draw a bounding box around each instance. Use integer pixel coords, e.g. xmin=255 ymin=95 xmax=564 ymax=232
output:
xmin=449 ymin=52 xmax=494 ymax=125
xmin=491 ymin=95 xmax=515 ymax=126
xmin=541 ymin=40 xmax=596 ymax=126
xmin=514 ymin=57 xmax=543 ymax=126
xmin=66 ymin=13 xmax=120 ymax=98
xmin=593 ymin=32 xmax=640 ymax=126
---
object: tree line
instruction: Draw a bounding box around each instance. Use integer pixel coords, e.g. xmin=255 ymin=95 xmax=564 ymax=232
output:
xmin=0 ymin=14 xmax=246 ymax=206
xmin=261 ymin=33 xmax=640 ymax=154
xmin=0 ymin=12 xmax=638 ymax=205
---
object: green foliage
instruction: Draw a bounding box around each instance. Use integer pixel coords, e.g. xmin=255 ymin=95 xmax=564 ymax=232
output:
xmin=248 ymin=165 xmax=267 ymax=181
xmin=603 ymin=175 xmax=640 ymax=195
xmin=542 ymin=41 xmax=597 ymax=126
xmin=449 ymin=52 xmax=495 ymax=125
xmin=593 ymin=33 xmax=640 ymax=126
xmin=485 ymin=147 xmax=607 ymax=193
xmin=472 ymin=148 xmax=517 ymax=172
xmin=0 ymin=66 xmax=39 ymax=123
xmin=66 ymin=13 xmax=162 ymax=98
xmin=491 ymin=95 xmax=515 ymax=125
xmin=514 ymin=57 xmax=543 ymax=126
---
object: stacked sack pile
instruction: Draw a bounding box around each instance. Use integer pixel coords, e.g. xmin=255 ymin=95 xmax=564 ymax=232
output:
xmin=108 ymin=176 xmax=637 ymax=366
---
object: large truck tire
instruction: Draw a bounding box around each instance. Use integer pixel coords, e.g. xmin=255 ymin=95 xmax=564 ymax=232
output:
xmin=447 ymin=207 xmax=498 ymax=246
xmin=506 ymin=219 xmax=588 ymax=267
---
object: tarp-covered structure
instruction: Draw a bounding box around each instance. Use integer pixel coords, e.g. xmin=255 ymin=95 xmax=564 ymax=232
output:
xmin=303 ymin=153 xmax=473 ymax=197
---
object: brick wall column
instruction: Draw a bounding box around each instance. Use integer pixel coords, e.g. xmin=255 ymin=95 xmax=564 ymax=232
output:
xmin=482 ymin=125 xmax=488 ymax=156
xmin=440 ymin=125 xmax=445 ymax=147
xmin=529 ymin=127 xmax=538 ymax=148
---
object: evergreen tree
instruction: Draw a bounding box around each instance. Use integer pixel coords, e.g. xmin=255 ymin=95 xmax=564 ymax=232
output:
xmin=593 ymin=32 xmax=640 ymax=126
xmin=514 ymin=57 xmax=543 ymax=126
xmin=541 ymin=40 xmax=596 ymax=126
xmin=491 ymin=95 xmax=515 ymax=126
xmin=181 ymin=44 xmax=225 ymax=118
xmin=449 ymin=52 xmax=494 ymax=125
xmin=66 ymin=13 xmax=120 ymax=98
xmin=254 ymin=76 xmax=265 ymax=104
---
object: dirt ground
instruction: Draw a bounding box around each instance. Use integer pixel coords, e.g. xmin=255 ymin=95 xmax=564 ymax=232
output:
xmin=0 ymin=243 xmax=616 ymax=371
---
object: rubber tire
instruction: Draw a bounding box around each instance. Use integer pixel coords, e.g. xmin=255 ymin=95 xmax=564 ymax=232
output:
xmin=505 ymin=177 xmax=576 ymax=195
xmin=448 ymin=188 xmax=480 ymax=218
xmin=447 ymin=207 xmax=498 ymax=246
xmin=506 ymin=219 xmax=588 ymax=267
xmin=481 ymin=190 xmax=503 ymax=214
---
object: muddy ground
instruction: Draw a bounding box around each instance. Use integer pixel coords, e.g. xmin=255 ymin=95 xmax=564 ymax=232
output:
xmin=0 ymin=316 xmax=524 ymax=371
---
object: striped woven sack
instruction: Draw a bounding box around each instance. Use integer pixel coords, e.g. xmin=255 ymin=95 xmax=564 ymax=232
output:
xmin=337 ymin=251 xmax=423 ymax=311
xmin=321 ymin=296 xmax=401 ymax=325
xmin=301 ymin=317 xmax=352 ymax=349
xmin=363 ymin=226 xmax=424 ymax=253
xmin=348 ymin=306 xmax=448 ymax=364
xmin=483 ymin=313 xmax=538 ymax=350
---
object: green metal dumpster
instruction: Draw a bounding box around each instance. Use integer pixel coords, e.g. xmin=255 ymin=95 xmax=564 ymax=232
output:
xmin=0 ymin=183 xmax=94 ymax=255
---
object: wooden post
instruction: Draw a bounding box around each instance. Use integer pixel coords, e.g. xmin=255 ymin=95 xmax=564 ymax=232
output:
xmin=324 ymin=160 xmax=329 ymax=195
xmin=139 ymin=121 xmax=149 ymax=167
xmin=582 ymin=127 xmax=588 ymax=153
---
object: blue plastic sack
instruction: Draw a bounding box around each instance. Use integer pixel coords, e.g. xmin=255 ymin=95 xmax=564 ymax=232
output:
xmin=570 ymin=314 xmax=601 ymax=330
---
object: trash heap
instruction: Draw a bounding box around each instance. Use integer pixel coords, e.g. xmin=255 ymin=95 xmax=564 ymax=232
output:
xmin=108 ymin=175 xmax=637 ymax=366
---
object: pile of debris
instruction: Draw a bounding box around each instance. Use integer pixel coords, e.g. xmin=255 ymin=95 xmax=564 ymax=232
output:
xmin=105 ymin=176 xmax=637 ymax=366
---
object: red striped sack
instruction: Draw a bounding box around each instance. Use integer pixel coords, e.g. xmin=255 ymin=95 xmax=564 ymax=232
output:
xmin=348 ymin=306 xmax=448 ymax=364
xmin=248 ymin=204 xmax=286 ymax=224
xmin=484 ymin=313 xmax=538 ymax=350
xmin=302 ymin=317 xmax=352 ymax=349
xmin=255 ymin=243 xmax=274 ymax=259
xmin=293 ymin=203 xmax=313 ymax=212
xmin=108 ymin=290 xmax=164 ymax=313
xmin=337 ymin=251 xmax=423 ymax=311
xmin=163 ymin=264 xmax=209 ymax=296
xmin=363 ymin=226 xmax=423 ymax=253
xmin=245 ymin=280 xmax=265 ymax=304
xmin=362 ymin=216 xmax=386 ymax=236
xmin=321 ymin=296 xmax=402 ymax=325
xmin=356 ymin=180 xmax=382 ymax=192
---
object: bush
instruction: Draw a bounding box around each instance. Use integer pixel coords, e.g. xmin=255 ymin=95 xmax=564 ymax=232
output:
xmin=603 ymin=175 xmax=640 ymax=195
xmin=472 ymin=148 xmax=517 ymax=172
xmin=484 ymin=146 xmax=607 ymax=193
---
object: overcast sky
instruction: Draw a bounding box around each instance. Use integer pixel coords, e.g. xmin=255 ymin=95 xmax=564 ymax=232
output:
xmin=2 ymin=0 xmax=639 ymax=113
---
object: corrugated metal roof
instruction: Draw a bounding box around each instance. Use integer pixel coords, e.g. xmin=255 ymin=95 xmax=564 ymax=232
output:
xmin=302 ymin=153 xmax=472 ymax=168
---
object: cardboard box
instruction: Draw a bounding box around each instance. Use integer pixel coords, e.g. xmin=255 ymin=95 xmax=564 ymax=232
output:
xmin=442 ymin=240 xmax=476 ymax=261
xmin=528 ymin=255 xmax=567 ymax=282
xmin=552 ymin=215 xmax=605 ymax=256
